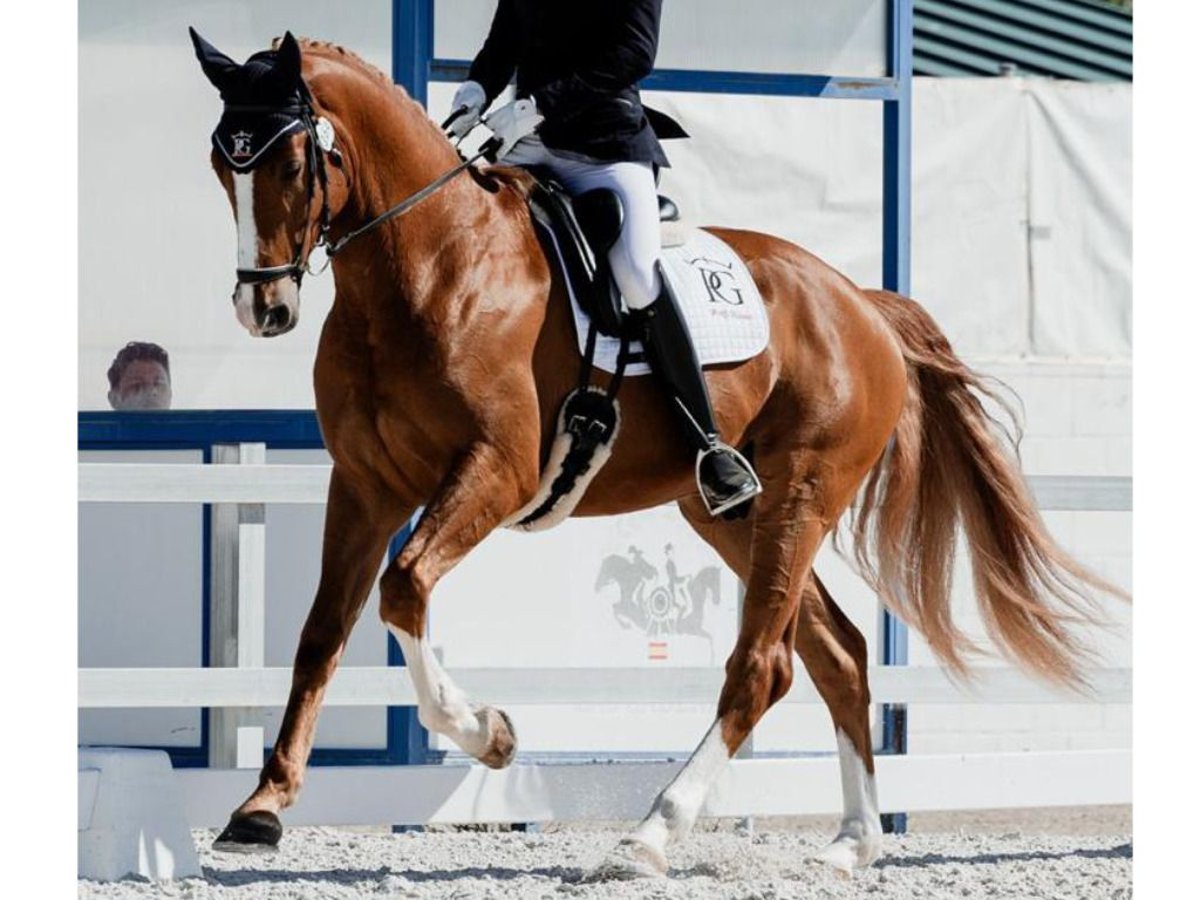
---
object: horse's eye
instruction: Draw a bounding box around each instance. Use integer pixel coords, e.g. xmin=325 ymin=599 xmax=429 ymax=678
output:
xmin=282 ymin=160 xmax=304 ymax=181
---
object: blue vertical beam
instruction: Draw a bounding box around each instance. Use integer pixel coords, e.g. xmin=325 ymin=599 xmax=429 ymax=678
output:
xmin=881 ymin=0 xmax=914 ymax=835
xmin=386 ymin=513 xmax=429 ymax=769
xmin=387 ymin=0 xmax=436 ymax=776
xmin=393 ymin=0 xmax=435 ymax=108
xmin=385 ymin=511 xmax=429 ymax=834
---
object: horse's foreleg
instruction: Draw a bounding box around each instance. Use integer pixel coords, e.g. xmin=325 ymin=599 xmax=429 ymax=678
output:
xmin=796 ymin=574 xmax=882 ymax=871
xmin=378 ymin=441 xmax=532 ymax=768
xmin=215 ymin=470 xmax=403 ymax=851
xmin=599 ymin=473 xmax=828 ymax=877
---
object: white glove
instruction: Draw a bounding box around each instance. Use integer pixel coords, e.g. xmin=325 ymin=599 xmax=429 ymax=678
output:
xmin=485 ymin=97 xmax=545 ymax=160
xmin=447 ymin=80 xmax=487 ymax=139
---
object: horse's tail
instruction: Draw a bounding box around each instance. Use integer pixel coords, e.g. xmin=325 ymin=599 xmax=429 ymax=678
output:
xmin=849 ymin=289 xmax=1127 ymax=688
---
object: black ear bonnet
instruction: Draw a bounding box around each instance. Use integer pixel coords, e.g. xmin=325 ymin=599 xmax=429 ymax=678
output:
xmin=190 ymin=28 xmax=311 ymax=171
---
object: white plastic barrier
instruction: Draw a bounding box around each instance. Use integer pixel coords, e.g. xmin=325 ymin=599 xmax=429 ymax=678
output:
xmin=77 ymin=458 xmax=1131 ymax=837
xmin=78 ymin=748 xmax=201 ymax=881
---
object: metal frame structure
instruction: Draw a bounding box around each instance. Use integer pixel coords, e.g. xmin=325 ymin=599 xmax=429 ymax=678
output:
xmin=390 ymin=0 xmax=915 ymax=828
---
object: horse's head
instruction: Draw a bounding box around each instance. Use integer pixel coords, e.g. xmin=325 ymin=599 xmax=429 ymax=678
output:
xmin=190 ymin=29 xmax=350 ymax=337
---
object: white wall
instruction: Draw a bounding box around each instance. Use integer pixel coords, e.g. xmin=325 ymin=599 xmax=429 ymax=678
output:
xmin=79 ymin=1 xmax=1130 ymax=763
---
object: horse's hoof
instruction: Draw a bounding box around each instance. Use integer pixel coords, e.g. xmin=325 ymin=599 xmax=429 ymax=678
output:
xmin=812 ymin=830 xmax=882 ymax=872
xmin=213 ymin=810 xmax=283 ymax=854
xmin=476 ymin=706 xmax=517 ymax=769
xmin=589 ymin=838 xmax=668 ymax=881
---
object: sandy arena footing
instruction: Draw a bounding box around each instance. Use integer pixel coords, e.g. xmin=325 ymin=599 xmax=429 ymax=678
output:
xmin=79 ymin=807 xmax=1132 ymax=900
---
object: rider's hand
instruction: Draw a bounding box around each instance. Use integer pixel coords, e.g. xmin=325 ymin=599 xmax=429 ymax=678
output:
xmin=485 ymin=97 xmax=545 ymax=160
xmin=447 ymin=80 xmax=487 ymax=139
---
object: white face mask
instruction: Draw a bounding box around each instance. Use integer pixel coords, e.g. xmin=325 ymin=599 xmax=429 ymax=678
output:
xmin=112 ymin=385 xmax=172 ymax=411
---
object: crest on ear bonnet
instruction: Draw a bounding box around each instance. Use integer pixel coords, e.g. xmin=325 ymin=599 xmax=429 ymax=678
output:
xmin=189 ymin=28 xmax=308 ymax=171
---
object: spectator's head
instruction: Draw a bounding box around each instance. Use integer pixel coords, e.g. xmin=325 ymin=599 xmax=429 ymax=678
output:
xmin=107 ymin=342 xmax=172 ymax=410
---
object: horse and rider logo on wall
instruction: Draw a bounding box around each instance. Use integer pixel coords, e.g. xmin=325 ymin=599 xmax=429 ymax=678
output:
xmin=594 ymin=544 xmax=723 ymax=663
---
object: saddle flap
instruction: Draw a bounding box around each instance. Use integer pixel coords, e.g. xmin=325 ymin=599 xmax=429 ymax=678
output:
xmin=574 ymin=189 xmax=624 ymax=253
xmin=526 ymin=172 xmax=626 ymax=339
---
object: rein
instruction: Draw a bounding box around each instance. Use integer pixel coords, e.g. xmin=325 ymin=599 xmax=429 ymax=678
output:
xmin=323 ymin=134 xmax=500 ymax=258
xmin=232 ymin=92 xmax=500 ymax=290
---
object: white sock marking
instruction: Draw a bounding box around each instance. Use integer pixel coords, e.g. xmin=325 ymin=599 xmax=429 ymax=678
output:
xmin=815 ymin=729 xmax=883 ymax=870
xmin=835 ymin=729 xmax=879 ymax=830
xmin=387 ymin=626 xmax=488 ymax=757
xmin=627 ymin=718 xmax=731 ymax=857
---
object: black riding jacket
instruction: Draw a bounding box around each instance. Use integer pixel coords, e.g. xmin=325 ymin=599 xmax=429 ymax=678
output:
xmin=467 ymin=0 xmax=686 ymax=167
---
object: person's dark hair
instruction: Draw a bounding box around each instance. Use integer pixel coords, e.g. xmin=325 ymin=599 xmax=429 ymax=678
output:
xmin=107 ymin=341 xmax=170 ymax=389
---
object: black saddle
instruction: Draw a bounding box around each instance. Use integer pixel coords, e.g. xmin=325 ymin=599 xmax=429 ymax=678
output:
xmin=526 ymin=165 xmax=680 ymax=339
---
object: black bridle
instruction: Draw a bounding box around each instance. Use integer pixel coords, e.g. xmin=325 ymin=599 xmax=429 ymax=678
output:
xmin=231 ymin=90 xmax=500 ymax=292
xmin=229 ymin=89 xmax=334 ymax=290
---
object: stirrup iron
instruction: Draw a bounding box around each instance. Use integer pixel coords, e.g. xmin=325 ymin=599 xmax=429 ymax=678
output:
xmin=696 ymin=443 xmax=763 ymax=517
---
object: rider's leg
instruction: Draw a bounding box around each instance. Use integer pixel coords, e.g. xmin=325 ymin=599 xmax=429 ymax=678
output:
xmin=503 ymin=142 xmax=757 ymax=515
xmin=542 ymin=155 xmax=762 ymax=516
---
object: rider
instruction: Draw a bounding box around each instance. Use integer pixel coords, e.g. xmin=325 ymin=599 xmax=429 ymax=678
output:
xmin=449 ymin=0 xmax=762 ymax=517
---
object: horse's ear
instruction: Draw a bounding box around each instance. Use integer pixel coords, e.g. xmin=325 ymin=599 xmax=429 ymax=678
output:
xmin=270 ymin=31 xmax=303 ymax=92
xmin=189 ymin=27 xmax=239 ymax=91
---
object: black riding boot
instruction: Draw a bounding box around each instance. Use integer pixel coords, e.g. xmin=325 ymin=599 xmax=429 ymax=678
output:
xmin=631 ymin=266 xmax=762 ymax=516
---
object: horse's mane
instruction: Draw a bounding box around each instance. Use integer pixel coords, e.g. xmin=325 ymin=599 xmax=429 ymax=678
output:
xmin=273 ymin=36 xmax=538 ymax=199
xmin=273 ymin=36 xmax=396 ymax=92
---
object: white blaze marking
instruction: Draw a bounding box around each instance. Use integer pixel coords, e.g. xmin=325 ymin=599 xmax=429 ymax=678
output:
xmin=627 ymin=718 xmax=731 ymax=856
xmin=232 ymin=172 xmax=259 ymax=331
xmin=387 ymin=626 xmax=488 ymax=758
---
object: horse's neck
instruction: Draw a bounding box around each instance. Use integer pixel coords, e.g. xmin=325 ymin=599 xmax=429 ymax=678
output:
xmin=330 ymin=88 xmax=497 ymax=325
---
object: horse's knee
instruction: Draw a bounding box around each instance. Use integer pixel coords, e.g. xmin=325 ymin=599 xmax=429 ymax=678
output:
xmin=378 ymin=560 xmax=430 ymax=635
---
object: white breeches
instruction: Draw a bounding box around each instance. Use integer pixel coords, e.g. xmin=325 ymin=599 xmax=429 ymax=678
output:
xmin=504 ymin=136 xmax=664 ymax=310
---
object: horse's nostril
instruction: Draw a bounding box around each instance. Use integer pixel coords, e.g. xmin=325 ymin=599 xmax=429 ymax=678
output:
xmin=264 ymin=305 xmax=291 ymax=331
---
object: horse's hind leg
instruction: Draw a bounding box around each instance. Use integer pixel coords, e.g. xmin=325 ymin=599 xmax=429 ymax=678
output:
xmin=795 ymin=574 xmax=882 ymax=870
xmin=679 ymin=498 xmax=882 ymax=869
xmin=598 ymin=455 xmax=835 ymax=877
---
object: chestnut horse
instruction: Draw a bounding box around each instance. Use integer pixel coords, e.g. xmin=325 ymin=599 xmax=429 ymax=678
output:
xmin=195 ymin=35 xmax=1118 ymax=876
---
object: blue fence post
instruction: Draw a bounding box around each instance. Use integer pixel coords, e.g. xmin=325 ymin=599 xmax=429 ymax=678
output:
xmin=387 ymin=0 xmax=436 ymax=813
xmin=386 ymin=511 xmax=430 ymax=833
xmin=393 ymin=0 xmax=434 ymax=108
xmin=881 ymin=0 xmax=914 ymax=836
xmin=386 ymin=516 xmax=430 ymax=768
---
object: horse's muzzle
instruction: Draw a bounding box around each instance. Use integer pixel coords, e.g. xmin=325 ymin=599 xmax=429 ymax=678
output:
xmin=236 ymin=278 xmax=300 ymax=338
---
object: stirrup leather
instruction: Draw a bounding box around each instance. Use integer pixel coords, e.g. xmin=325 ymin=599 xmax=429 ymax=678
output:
xmin=696 ymin=443 xmax=763 ymax=517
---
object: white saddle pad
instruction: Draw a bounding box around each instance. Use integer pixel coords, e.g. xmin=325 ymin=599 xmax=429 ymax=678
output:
xmin=544 ymin=225 xmax=770 ymax=376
